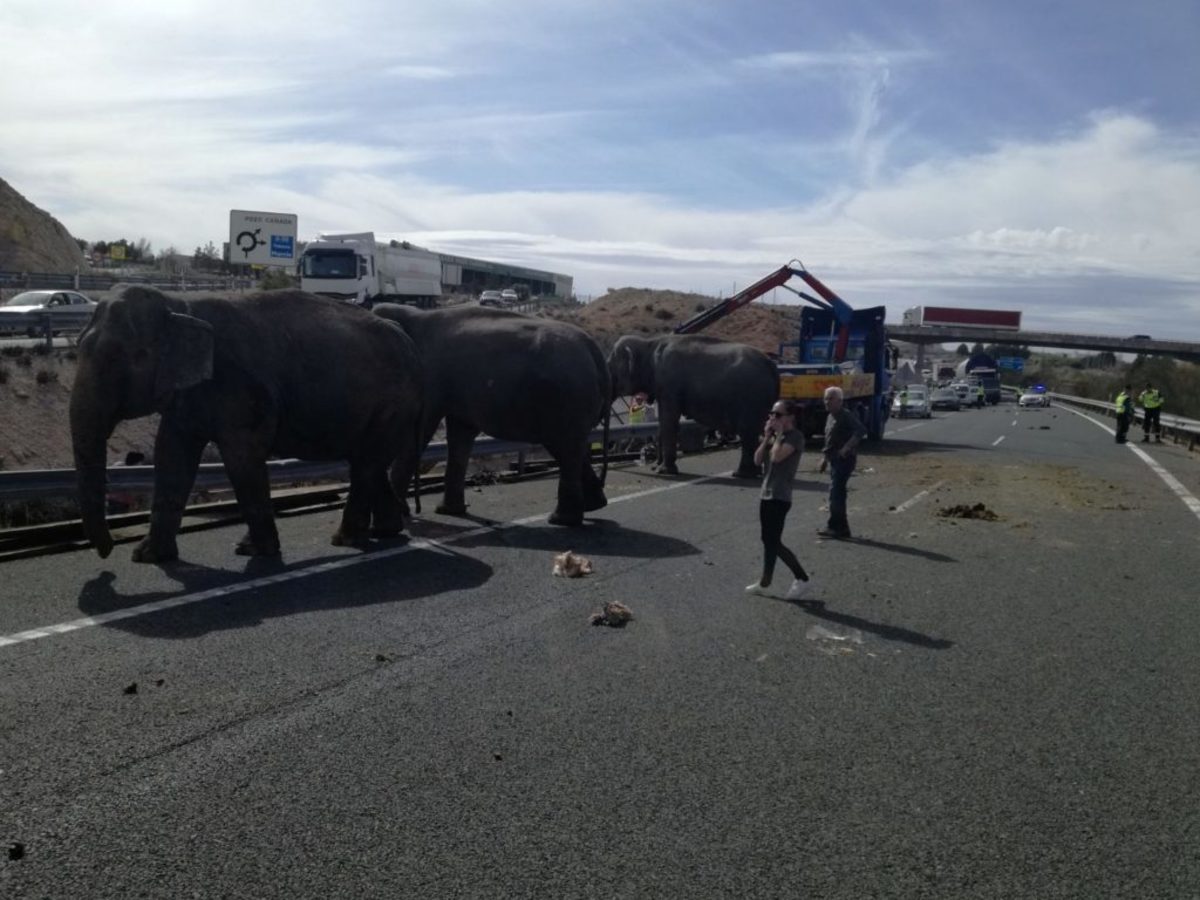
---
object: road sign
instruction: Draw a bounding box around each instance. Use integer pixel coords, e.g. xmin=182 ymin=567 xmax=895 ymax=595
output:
xmin=228 ymin=210 xmax=298 ymax=267
xmin=997 ymin=356 xmax=1025 ymax=371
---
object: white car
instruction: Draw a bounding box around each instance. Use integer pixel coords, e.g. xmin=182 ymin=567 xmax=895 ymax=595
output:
xmin=1019 ymin=390 xmax=1050 ymax=408
xmin=499 ymin=289 xmax=520 ymax=304
xmin=478 ymin=290 xmax=504 ymax=307
xmin=892 ymin=386 xmax=932 ymax=418
xmin=0 ymin=289 xmax=97 ymax=336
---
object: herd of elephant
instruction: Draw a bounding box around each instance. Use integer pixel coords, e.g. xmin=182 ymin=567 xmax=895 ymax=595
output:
xmin=69 ymin=287 xmax=780 ymax=563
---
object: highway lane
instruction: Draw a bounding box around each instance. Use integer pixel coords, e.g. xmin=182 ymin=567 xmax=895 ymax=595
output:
xmin=2 ymin=407 xmax=1199 ymax=898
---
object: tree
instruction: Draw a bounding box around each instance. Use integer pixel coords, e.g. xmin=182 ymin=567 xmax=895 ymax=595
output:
xmin=955 ymin=343 xmax=969 ymax=356
xmin=970 ymin=342 xmax=985 ymax=355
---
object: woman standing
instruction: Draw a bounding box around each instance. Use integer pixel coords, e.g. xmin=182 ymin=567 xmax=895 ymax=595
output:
xmin=745 ymin=400 xmax=812 ymax=599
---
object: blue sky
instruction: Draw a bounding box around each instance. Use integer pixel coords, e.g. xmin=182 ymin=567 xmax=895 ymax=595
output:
xmin=3 ymin=0 xmax=1199 ymax=338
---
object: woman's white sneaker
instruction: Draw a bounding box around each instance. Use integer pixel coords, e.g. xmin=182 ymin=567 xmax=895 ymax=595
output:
xmin=785 ymin=578 xmax=812 ymax=600
xmin=744 ymin=582 xmax=771 ymax=596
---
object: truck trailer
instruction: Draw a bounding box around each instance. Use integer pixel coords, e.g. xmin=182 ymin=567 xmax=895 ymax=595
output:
xmin=297 ymin=232 xmax=442 ymax=307
xmin=902 ymin=306 xmax=1021 ymax=331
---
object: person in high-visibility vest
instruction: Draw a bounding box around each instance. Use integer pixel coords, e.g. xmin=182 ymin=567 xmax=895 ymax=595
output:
xmin=1114 ymin=384 xmax=1133 ymax=444
xmin=1138 ymin=382 xmax=1165 ymax=443
xmin=974 ymin=384 xmax=985 ymax=408
xmin=898 ymin=388 xmax=909 ymax=418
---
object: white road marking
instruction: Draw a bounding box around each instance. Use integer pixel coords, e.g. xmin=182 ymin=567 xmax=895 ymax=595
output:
xmin=992 ymin=435 xmax=1006 ymax=446
xmin=890 ymin=480 xmax=945 ymax=514
xmin=1059 ymin=405 xmax=1200 ymax=523
xmin=0 ymin=472 xmax=725 ymax=650
xmin=1012 ymin=420 xmax=1018 ymax=427
xmin=888 ymin=422 xmax=929 ymax=434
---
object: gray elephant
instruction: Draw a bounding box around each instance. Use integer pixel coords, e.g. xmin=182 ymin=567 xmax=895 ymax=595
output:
xmin=608 ymin=334 xmax=779 ymax=477
xmin=373 ymin=303 xmax=609 ymax=526
xmin=70 ymin=287 xmax=423 ymax=562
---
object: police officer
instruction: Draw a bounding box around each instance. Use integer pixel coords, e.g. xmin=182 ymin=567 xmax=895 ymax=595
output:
xmin=1139 ymin=382 xmax=1164 ymax=443
xmin=898 ymin=388 xmax=909 ymax=418
xmin=1114 ymin=384 xmax=1133 ymax=444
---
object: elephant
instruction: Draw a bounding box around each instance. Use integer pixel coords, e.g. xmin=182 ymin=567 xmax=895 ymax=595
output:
xmin=372 ymin=303 xmax=610 ymax=526
xmin=70 ymin=286 xmax=423 ymax=562
xmin=608 ymin=333 xmax=779 ymax=478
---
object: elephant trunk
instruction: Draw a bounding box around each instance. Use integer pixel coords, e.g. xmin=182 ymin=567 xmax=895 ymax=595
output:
xmin=69 ymin=378 xmax=116 ymax=559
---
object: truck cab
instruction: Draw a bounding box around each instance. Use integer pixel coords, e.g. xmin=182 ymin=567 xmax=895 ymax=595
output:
xmin=298 ymin=232 xmax=442 ymax=307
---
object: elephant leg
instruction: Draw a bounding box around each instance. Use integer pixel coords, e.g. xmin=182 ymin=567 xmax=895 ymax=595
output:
xmin=390 ymin=417 xmax=439 ymax=520
xmin=370 ymin=462 xmax=405 ymax=538
xmin=333 ymin=458 xmax=376 ymax=548
xmin=548 ymin=441 xmax=587 ymax=526
xmin=221 ymin=446 xmax=281 ymax=557
xmin=438 ymin=417 xmax=478 ymax=516
xmin=655 ymin=407 xmax=681 ymax=475
xmin=733 ymin=428 xmax=762 ymax=479
xmin=133 ymin=422 xmax=206 ymax=563
xmin=581 ymin=456 xmax=607 ymax=512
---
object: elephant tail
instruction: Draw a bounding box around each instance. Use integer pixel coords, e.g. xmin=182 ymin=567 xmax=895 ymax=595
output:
xmin=599 ymin=390 xmax=611 ymax=487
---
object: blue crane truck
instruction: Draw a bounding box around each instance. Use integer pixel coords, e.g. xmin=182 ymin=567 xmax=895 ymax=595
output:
xmin=673 ymin=261 xmax=896 ymax=440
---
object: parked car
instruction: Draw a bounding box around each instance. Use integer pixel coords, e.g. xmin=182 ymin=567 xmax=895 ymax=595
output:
xmin=1019 ymin=387 xmax=1051 ymax=408
xmin=951 ymin=382 xmax=972 ymax=402
xmin=0 ymin=290 xmax=97 ymax=336
xmin=892 ymin=385 xmax=932 ymax=418
xmin=499 ymin=289 xmax=519 ymax=304
xmin=930 ymin=386 xmax=961 ymax=411
xmin=479 ymin=290 xmax=504 ymax=307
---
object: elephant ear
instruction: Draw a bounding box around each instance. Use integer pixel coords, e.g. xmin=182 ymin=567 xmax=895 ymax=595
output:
xmin=156 ymin=312 xmax=214 ymax=397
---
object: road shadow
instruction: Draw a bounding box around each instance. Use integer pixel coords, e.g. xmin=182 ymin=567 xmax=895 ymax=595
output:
xmin=781 ymin=597 xmax=954 ymax=650
xmin=866 ymin=438 xmax=981 ymax=458
xmin=76 ymin=539 xmax=493 ymax=640
xmin=830 ymin=535 xmax=956 ymax=563
xmin=453 ymin=519 xmax=700 ymax=559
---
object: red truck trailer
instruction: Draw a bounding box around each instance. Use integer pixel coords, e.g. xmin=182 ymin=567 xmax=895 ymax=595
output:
xmin=901 ymin=306 xmax=1021 ymax=330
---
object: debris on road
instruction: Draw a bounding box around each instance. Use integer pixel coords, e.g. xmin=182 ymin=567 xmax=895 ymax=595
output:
xmin=8 ymin=841 xmax=25 ymax=861
xmin=553 ymin=550 xmax=593 ymax=577
xmin=122 ymin=682 xmax=138 ymax=695
xmin=589 ymin=601 xmax=633 ymax=627
xmin=937 ymin=502 xmax=999 ymax=521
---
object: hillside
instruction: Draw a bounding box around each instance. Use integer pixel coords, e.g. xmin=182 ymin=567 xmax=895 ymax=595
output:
xmin=0 ymin=176 xmax=86 ymax=274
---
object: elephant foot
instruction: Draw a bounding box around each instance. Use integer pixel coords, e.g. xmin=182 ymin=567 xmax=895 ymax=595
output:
xmin=548 ymin=509 xmax=584 ymax=527
xmin=330 ymin=530 xmax=370 ymax=550
xmin=235 ymin=538 xmax=282 ymax=557
xmin=132 ymin=537 xmax=179 ymax=564
xmin=732 ymin=466 xmax=761 ymax=479
xmin=435 ymin=502 xmax=469 ymax=516
xmin=370 ymin=524 xmax=405 ymax=539
xmin=655 ymin=463 xmax=680 ymax=476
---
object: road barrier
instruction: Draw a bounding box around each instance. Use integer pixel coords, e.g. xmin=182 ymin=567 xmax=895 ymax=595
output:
xmin=1044 ymin=392 xmax=1198 ymax=452
xmin=0 ymin=421 xmax=695 ymax=503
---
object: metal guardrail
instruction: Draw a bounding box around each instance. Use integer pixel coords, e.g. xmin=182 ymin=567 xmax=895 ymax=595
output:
xmin=0 ymin=270 xmax=252 ymax=293
xmin=1043 ymin=392 xmax=1198 ymax=451
xmin=0 ymin=308 xmax=96 ymax=345
xmin=0 ymin=421 xmax=675 ymax=502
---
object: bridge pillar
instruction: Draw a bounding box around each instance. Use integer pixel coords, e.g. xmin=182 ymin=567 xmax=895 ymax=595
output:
xmin=915 ymin=343 xmax=926 ymax=373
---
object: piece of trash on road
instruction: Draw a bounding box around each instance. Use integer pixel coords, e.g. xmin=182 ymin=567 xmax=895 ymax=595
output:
xmin=589 ymin=601 xmax=633 ymax=627
xmin=553 ymin=550 xmax=593 ymax=578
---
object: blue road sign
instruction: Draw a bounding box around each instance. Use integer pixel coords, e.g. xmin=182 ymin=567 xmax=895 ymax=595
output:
xmin=997 ymin=357 xmax=1025 ymax=371
xmin=270 ymin=235 xmax=295 ymax=259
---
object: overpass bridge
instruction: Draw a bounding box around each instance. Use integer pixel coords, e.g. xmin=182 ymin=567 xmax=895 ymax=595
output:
xmin=887 ymin=324 xmax=1200 ymax=364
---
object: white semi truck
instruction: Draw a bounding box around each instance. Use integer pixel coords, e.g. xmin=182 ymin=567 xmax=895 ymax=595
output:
xmin=297 ymin=232 xmax=442 ymax=307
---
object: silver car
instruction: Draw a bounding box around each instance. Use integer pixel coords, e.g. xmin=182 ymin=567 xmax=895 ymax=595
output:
xmin=0 ymin=290 xmax=97 ymax=336
xmin=892 ymin=385 xmax=932 ymax=418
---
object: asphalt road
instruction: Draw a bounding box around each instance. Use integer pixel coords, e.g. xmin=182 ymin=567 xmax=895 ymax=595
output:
xmin=2 ymin=401 xmax=1199 ymax=898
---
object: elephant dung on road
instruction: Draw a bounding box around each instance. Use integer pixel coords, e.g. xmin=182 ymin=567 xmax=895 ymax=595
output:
xmin=70 ymin=287 xmax=423 ymax=562
xmin=608 ymin=333 xmax=779 ymax=478
xmin=373 ymin=303 xmax=610 ymax=526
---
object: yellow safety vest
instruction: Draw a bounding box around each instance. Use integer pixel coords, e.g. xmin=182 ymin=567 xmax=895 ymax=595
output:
xmin=1140 ymin=389 xmax=1163 ymax=409
xmin=1115 ymin=392 xmax=1130 ymax=413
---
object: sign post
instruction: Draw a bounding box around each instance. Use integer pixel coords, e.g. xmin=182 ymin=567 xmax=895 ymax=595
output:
xmin=228 ymin=210 xmax=298 ymax=267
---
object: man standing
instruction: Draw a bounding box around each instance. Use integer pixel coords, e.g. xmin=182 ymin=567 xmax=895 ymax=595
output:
xmin=1114 ymin=384 xmax=1134 ymax=444
xmin=1139 ymin=382 xmax=1164 ymax=443
xmin=898 ymin=387 xmax=909 ymax=418
xmin=818 ymin=386 xmax=867 ymax=540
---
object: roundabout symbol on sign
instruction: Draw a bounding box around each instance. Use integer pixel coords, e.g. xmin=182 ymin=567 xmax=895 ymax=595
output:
xmin=236 ymin=228 xmax=265 ymax=259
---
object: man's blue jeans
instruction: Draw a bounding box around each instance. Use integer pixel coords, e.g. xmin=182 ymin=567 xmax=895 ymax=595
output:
xmin=827 ymin=455 xmax=856 ymax=534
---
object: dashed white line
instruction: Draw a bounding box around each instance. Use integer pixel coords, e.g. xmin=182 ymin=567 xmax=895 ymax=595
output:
xmin=891 ymin=480 xmax=946 ymax=514
xmin=1058 ymin=404 xmax=1200 ymax=523
xmin=992 ymin=435 xmax=1006 ymax=446
xmin=0 ymin=471 xmax=724 ymax=650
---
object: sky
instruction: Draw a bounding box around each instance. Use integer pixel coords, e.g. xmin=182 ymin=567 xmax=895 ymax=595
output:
xmin=3 ymin=0 xmax=1199 ymax=339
